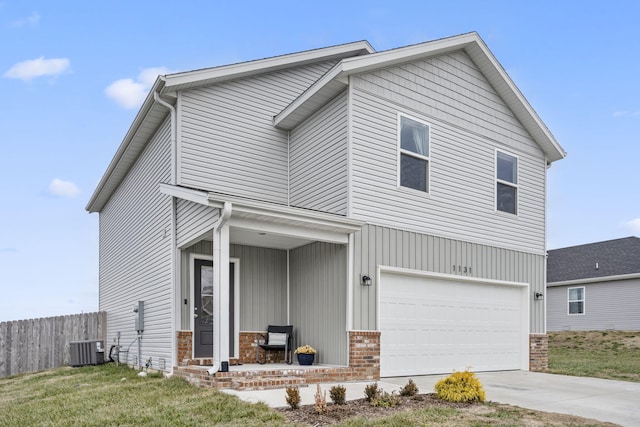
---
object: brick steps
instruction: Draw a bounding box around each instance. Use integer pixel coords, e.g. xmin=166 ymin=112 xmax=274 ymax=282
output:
xmin=172 ymin=364 xmax=361 ymax=391
xmin=232 ymin=376 xmax=307 ymax=391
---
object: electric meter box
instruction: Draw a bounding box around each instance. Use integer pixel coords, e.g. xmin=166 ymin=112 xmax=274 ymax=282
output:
xmin=134 ymin=300 xmax=144 ymax=332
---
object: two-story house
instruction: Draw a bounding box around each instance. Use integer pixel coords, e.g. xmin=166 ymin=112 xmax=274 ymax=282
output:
xmin=86 ymin=32 xmax=565 ymax=389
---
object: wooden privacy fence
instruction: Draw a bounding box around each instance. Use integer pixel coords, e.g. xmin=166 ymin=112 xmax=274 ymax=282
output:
xmin=0 ymin=311 xmax=106 ymax=378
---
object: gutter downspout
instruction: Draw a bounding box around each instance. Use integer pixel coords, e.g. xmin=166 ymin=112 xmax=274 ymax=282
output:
xmin=153 ymin=91 xmax=177 ymax=186
xmin=208 ymin=201 xmax=232 ymax=375
xmin=153 ymin=90 xmax=179 ymax=373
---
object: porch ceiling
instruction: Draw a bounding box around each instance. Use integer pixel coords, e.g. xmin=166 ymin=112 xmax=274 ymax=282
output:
xmin=230 ymin=227 xmax=312 ymax=250
xmin=160 ymin=184 xmax=364 ymax=249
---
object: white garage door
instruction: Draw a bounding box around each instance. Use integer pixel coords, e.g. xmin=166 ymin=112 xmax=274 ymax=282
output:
xmin=379 ymin=270 xmax=528 ymax=377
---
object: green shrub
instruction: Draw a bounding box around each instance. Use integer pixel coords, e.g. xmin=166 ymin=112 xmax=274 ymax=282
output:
xmin=399 ymin=378 xmax=419 ymax=397
xmin=285 ymin=386 xmax=300 ymax=409
xmin=370 ymin=390 xmax=400 ymax=407
xmin=434 ymin=370 xmax=486 ymax=403
xmin=364 ymin=382 xmax=379 ymax=402
xmin=329 ymin=384 xmax=346 ymax=405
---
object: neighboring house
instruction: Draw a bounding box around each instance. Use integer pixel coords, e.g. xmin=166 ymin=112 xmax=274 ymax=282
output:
xmin=547 ymin=237 xmax=640 ymax=331
xmin=86 ymin=32 xmax=565 ymax=386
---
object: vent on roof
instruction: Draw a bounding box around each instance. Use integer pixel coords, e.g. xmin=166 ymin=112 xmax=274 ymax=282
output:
xmin=70 ymin=340 xmax=105 ymax=367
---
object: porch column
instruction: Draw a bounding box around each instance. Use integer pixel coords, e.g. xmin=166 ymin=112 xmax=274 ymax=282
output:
xmin=212 ymin=203 xmax=231 ymax=369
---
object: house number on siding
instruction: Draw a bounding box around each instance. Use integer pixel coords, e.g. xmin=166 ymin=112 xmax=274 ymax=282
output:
xmin=453 ymin=265 xmax=472 ymax=274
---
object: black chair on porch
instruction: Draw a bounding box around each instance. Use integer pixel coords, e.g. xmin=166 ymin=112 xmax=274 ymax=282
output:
xmin=255 ymin=325 xmax=294 ymax=364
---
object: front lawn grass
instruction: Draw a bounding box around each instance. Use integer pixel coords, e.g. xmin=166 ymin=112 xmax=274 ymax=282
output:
xmin=0 ymin=363 xmax=617 ymax=426
xmin=548 ymin=330 xmax=640 ymax=382
xmin=0 ymin=364 xmax=283 ymax=427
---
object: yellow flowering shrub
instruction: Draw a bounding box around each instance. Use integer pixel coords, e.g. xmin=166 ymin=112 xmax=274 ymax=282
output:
xmin=434 ymin=369 xmax=486 ymax=403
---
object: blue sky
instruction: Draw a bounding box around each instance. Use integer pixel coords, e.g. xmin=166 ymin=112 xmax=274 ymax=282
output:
xmin=1 ymin=1 xmax=639 ymax=322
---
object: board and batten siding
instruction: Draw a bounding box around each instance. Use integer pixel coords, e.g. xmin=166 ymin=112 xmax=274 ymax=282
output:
xmin=99 ymin=117 xmax=173 ymax=371
xmin=178 ymin=60 xmax=340 ymax=204
xmin=180 ymin=241 xmax=287 ymax=331
xmin=547 ymin=279 xmax=640 ymax=331
xmin=290 ymin=241 xmax=348 ymax=366
xmin=349 ymin=50 xmax=547 ymax=255
xmin=353 ymin=224 xmax=545 ymax=333
xmin=289 ymin=90 xmax=348 ymax=215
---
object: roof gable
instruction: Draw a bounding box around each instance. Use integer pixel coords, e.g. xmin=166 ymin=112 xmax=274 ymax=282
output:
xmin=547 ymin=237 xmax=640 ymax=283
xmin=274 ymin=32 xmax=566 ymax=163
xmin=86 ymin=41 xmax=374 ymax=213
xmin=161 ymin=41 xmax=374 ymax=94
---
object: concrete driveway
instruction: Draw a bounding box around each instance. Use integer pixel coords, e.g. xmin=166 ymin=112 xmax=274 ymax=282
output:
xmin=386 ymin=371 xmax=639 ymax=427
xmin=225 ymin=371 xmax=640 ymax=426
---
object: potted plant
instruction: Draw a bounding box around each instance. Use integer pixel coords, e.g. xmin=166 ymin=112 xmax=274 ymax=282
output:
xmin=294 ymin=345 xmax=317 ymax=365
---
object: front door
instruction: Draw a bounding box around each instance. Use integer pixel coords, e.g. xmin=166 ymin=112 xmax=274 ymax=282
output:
xmin=193 ymin=259 xmax=236 ymax=358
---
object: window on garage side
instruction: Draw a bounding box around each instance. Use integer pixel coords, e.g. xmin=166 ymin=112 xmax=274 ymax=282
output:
xmin=496 ymin=150 xmax=518 ymax=215
xmin=398 ymin=114 xmax=430 ymax=192
xmin=568 ymin=286 xmax=585 ymax=315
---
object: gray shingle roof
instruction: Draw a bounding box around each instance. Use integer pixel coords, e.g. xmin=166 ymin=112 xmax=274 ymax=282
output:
xmin=547 ymin=237 xmax=640 ymax=283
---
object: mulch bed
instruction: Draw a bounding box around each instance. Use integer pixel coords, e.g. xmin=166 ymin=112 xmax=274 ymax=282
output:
xmin=276 ymin=393 xmax=473 ymax=426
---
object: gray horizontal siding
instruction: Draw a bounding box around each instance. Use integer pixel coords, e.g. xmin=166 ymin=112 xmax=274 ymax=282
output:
xmin=353 ymin=224 xmax=544 ymax=333
xmin=290 ymin=90 xmax=348 ymax=215
xmin=290 ymin=242 xmax=348 ymax=365
xmin=176 ymin=200 xmax=219 ymax=248
xmin=179 ymin=60 xmax=339 ymax=204
xmin=99 ymin=117 xmax=173 ymax=371
xmin=349 ymin=49 xmax=547 ymax=254
xmin=547 ymin=279 xmax=640 ymax=331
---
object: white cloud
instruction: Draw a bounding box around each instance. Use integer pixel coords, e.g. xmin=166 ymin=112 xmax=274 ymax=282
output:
xmin=105 ymin=67 xmax=171 ymax=109
xmin=624 ymin=218 xmax=640 ymax=234
xmin=48 ymin=178 xmax=80 ymax=198
xmin=12 ymin=12 xmax=40 ymax=28
xmin=3 ymin=57 xmax=70 ymax=81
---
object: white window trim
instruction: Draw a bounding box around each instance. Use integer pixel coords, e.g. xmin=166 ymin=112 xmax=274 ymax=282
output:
xmin=397 ymin=113 xmax=431 ymax=194
xmin=495 ymin=149 xmax=519 ymax=216
xmin=567 ymin=286 xmax=585 ymax=316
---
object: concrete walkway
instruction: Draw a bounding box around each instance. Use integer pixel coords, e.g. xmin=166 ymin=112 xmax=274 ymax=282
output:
xmin=223 ymin=371 xmax=640 ymax=426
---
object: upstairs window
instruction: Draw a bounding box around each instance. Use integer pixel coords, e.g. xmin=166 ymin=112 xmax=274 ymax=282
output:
xmin=568 ymin=286 xmax=585 ymax=315
xmin=398 ymin=114 xmax=430 ymax=192
xmin=496 ymin=150 xmax=518 ymax=214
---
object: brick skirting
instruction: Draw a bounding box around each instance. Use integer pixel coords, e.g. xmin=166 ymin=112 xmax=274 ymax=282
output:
xmin=177 ymin=331 xmax=192 ymax=366
xmin=529 ymin=333 xmax=548 ymax=371
xmin=174 ymin=330 xmax=381 ymax=390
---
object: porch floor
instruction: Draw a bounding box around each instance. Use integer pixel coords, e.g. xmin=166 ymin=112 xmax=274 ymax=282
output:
xmin=228 ymin=362 xmax=343 ymax=372
xmin=173 ymin=362 xmax=361 ymax=391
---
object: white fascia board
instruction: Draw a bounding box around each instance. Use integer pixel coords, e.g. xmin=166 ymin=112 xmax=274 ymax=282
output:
xmin=273 ymin=34 xmax=478 ymax=131
xmin=162 ymin=41 xmax=374 ymax=93
xmin=547 ymin=272 xmax=640 ymax=287
xmin=464 ymin=40 xmax=566 ymax=162
xmin=274 ymin=32 xmax=566 ymax=163
xmin=86 ymin=78 xmax=167 ymax=213
xmin=273 ymin=63 xmax=347 ymax=129
xmin=159 ymin=184 xmax=363 ymax=234
xmin=206 ymin=192 xmax=364 ymax=231
xmin=159 ymin=183 xmax=212 ymax=206
xmin=340 ymin=32 xmax=479 ymax=75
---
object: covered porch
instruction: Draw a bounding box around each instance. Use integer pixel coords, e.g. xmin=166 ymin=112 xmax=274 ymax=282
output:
xmin=161 ymin=185 xmax=379 ymax=389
